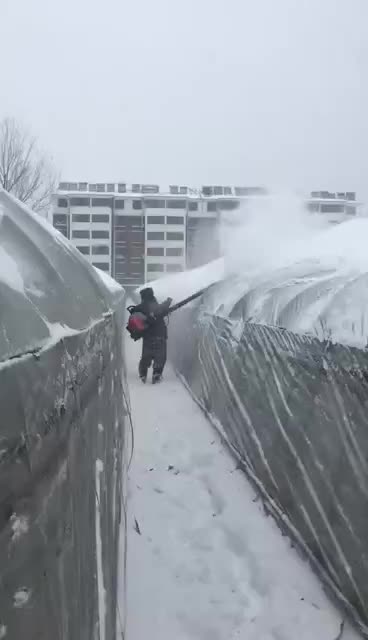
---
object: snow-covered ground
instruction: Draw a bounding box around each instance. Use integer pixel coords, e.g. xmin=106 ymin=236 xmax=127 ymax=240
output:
xmin=124 ymin=338 xmax=360 ymax=640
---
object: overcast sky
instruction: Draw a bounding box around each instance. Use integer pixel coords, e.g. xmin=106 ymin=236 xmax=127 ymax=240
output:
xmin=1 ymin=0 xmax=368 ymax=197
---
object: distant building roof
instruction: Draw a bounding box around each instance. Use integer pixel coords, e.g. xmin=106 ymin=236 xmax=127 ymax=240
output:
xmin=56 ymin=182 xmax=358 ymax=203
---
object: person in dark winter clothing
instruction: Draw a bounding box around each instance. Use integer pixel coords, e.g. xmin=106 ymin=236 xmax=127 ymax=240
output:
xmin=132 ymin=287 xmax=172 ymax=383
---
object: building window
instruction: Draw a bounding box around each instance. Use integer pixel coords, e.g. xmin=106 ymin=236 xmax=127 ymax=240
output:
xmin=202 ymin=186 xmax=213 ymax=196
xmin=93 ymin=262 xmax=110 ymax=271
xmin=217 ymin=200 xmax=239 ymax=211
xmin=92 ymin=245 xmax=110 ymax=255
xmin=188 ymin=218 xmax=214 ymax=229
xmin=132 ymin=184 xmax=141 ymax=193
xmin=53 ymin=214 xmax=67 ymax=225
xmin=72 ymin=214 xmax=90 ymax=222
xmin=115 ymin=231 xmax=128 ymax=242
xmin=167 ymin=216 xmax=184 ymax=225
xmin=57 ymin=198 xmax=68 ymax=208
xmin=92 ymin=230 xmax=109 ymax=239
xmin=168 ymin=199 xmax=186 ymax=209
xmin=107 ymin=183 xmax=115 ymax=192
xmin=207 ymin=202 xmax=217 ymax=212
xmin=77 ymin=246 xmax=90 ymax=255
xmin=167 ymin=231 xmax=184 ymax=241
xmin=145 ymin=199 xmax=165 ymax=209
xmin=115 ymin=199 xmax=125 ymax=209
xmin=92 ymin=198 xmax=112 ymax=208
xmin=114 ymin=215 xmax=143 ymax=227
xmin=166 ymin=264 xmax=183 ymax=272
xmin=118 ymin=183 xmax=126 ymax=193
xmin=189 ymin=201 xmax=198 ymax=211
xmin=147 ymin=247 xmax=164 ymax=256
xmin=147 ymin=263 xmax=164 ymax=272
xmin=187 ymin=217 xmax=200 ymax=227
xmin=72 ymin=230 xmax=90 ymax=239
xmin=234 ymin=186 xmax=267 ymax=196
xmin=92 ymin=214 xmax=110 ymax=223
xmin=133 ymin=199 xmax=142 ymax=210
xmin=166 ymin=247 xmax=183 ymax=257
xmin=307 ymin=202 xmax=319 ymax=212
xmin=70 ymin=197 xmax=90 ymax=207
xmin=96 ymin=183 xmax=106 ymax=192
xmin=59 ymin=182 xmax=77 ymax=190
xmin=115 ymin=246 xmax=126 ymax=256
xmin=320 ymin=204 xmax=345 ymax=213
xmin=147 ymin=216 xmax=165 ymax=224
xmin=142 ymin=184 xmax=159 ymax=194
xmin=147 ymin=231 xmax=164 ymax=240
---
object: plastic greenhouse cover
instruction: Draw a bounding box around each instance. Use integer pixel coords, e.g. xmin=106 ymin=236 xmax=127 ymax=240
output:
xmin=167 ymin=208 xmax=368 ymax=636
xmin=0 ymin=190 xmax=127 ymax=639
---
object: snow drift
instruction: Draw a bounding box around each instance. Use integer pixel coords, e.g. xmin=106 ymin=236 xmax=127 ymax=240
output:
xmin=0 ymin=189 xmax=128 ymax=640
xmin=163 ymin=196 xmax=368 ymax=636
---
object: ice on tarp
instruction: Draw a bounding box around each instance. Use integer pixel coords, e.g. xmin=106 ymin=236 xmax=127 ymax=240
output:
xmin=0 ymin=188 xmax=123 ymax=362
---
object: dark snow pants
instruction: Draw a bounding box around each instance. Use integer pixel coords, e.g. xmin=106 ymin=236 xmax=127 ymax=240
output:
xmin=139 ymin=336 xmax=167 ymax=378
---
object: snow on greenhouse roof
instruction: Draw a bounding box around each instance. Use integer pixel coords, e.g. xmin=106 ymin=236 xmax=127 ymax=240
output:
xmin=0 ymin=188 xmax=124 ymax=363
xmin=142 ymin=201 xmax=368 ymax=350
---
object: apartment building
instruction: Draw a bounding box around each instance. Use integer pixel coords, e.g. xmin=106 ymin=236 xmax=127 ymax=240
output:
xmin=52 ymin=183 xmax=359 ymax=289
xmin=306 ymin=190 xmax=358 ymax=223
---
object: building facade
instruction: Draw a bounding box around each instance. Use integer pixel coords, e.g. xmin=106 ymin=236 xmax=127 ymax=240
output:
xmin=52 ymin=183 xmax=359 ymax=289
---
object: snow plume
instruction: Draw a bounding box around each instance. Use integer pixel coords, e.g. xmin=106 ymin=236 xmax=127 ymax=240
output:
xmin=220 ymin=192 xmax=368 ymax=279
xmin=219 ymin=192 xmax=329 ymax=278
xmin=215 ymin=193 xmax=368 ymax=347
xmin=138 ymin=192 xmax=368 ymax=346
xmin=140 ymin=192 xmax=330 ymax=303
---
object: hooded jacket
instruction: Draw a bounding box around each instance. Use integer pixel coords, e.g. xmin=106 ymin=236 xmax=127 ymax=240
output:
xmin=132 ymin=288 xmax=172 ymax=339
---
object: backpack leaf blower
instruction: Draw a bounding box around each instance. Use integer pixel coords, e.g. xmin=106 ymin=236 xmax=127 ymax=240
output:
xmin=126 ymin=288 xmax=204 ymax=341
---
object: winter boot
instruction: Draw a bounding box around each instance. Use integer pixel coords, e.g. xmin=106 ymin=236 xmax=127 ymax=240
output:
xmin=152 ymin=372 xmax=162 ymax=384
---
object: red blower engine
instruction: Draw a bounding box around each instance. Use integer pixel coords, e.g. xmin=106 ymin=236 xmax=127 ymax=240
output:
xmin=126 ymin=289 xmax=204 ymax=341
xmin=126 ymin=311 xmax=150 ymax=341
